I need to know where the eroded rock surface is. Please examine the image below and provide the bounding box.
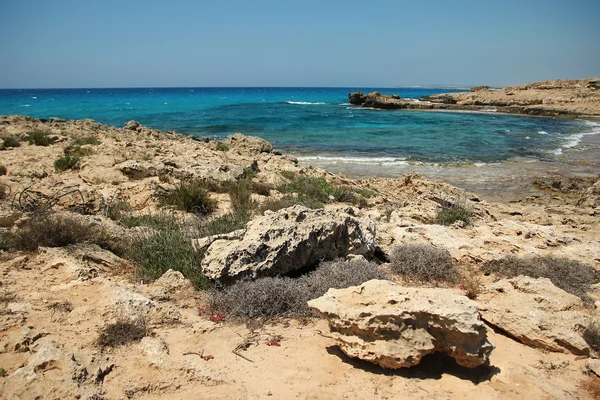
[308,279,494,369]
[200,205,376,281]
[478,276,596,355]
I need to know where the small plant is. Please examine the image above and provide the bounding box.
[243,166,258,180]
[72,136,101,146]
[389,243,457,283]
[1,136,20,148]
[129,228,210,289]
[119,213,178,230]
[256,196,302,214]
[105,201,133,221]
[583,321,600,353]
[280,171,296,180]
[0,165,7,176]
[8,213,97,251]
[96,318,147,348]
[354,188,377,198]
[205,212,251,236]
[64,144,94,157]
[484,255,600,301]
[435,198,472,226]
[26,130,53,146]
[215,142,229,151]
[460,270,483,299]
[278,177,367,208]
[161,180,217,215]
[54,156,80,171]
[0,368,7,377]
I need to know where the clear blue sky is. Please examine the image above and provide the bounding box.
[1,0,599,88]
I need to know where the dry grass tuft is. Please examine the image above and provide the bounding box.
[96,318,148,348]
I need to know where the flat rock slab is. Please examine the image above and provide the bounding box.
[478,276,595,355]
[201,205,376,281]
[308,279,494,369]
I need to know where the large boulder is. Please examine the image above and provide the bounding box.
[477,276,596,355]
[308,279,494,369]
[200,205,376,281]
[348,92,367,105]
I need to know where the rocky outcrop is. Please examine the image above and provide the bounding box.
[349,78,600,117]
[478,276,596,355]
[308,279,494,369]
[200,205,376,281]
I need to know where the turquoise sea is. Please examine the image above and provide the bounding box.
[1,87,599,183]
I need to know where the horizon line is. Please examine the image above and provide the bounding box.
[0,84,480,91]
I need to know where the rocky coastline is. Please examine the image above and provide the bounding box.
[1,115,600,398]
[349,77,600,118]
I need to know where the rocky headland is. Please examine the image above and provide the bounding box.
[1,115,600,399]
[349,78,600,117]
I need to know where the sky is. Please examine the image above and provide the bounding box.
[1,0,599,88]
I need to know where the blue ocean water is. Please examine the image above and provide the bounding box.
[1,87,598,167]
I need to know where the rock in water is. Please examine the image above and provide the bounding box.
[308,279,494,369]
[200,205,376,281]
[478,276,596,355]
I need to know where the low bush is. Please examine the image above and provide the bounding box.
[1,136,20,148]
[208,258,387,319]
[389,244,457,283]
[205,212,251,236]
[583,321,600,352]
[278,177,368,209]
[256,196,303,214]
[435,200,472,226]
[72,136,101,146]
[215,142,229,151]
[26,130,53,146]
[96,318,147,348]
[161,180,217,215]
[0,165,7,176]
[119,212,178,230]
[483,255,600,301]
[129,228,210,289]
[280,171,296,180]
[9,213,97,251]
[54,156,80,171]
[105,201,133,221]
[354,188,377,198]
[64,144,94,158]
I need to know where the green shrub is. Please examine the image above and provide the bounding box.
[96,318,147,349]
[119,212,178,230]
[483,255,600,301]
[278,177,367,208]
[1,136,20,148]
[243,166,257,179]
[9,213,97,251]
[64,144,94,157]
[26,130,53,146]
[205,212,251,236]
[0,165,6,176]
[436,201,472,226]
[54,156,80,171]
[130,228,210,289]
[280,171,296,180]
[389,244,457,283]
[105,201,133,221]
[256,196,303,214]
[208,258,387,319]
[251,181,272,196]
[353,188,377,198]
[216,142,229,151]
[72,136,101,146]
[161,180,217,215]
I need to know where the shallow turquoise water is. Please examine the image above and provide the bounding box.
[1,87,598,166]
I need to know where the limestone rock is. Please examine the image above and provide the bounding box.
[226,132,272,155]
[587,358,600,377]
[348,92,367,105]
[308,279,494,369]
[201,205,376,281]
[478,276,595,355]
[124,120,141,130]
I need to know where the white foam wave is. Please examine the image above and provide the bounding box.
[20,104,31,107]
[339,103,351,106]
[538,130,548,135]
[285,101,326,105]
[31,96,37,99]
[296,155,409,166]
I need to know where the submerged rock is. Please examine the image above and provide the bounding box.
[200,205,376,281]
[308,279,494,369]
